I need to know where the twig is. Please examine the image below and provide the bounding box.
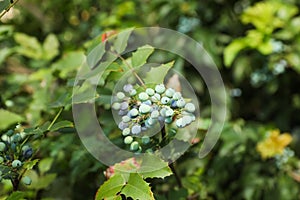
[47,107,64,131]
[169,162,182,188]
[0,0,20,19]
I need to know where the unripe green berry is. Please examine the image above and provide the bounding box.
[129,108,139,117]
[22,176,32,185]
[116,92,125,100]
[164,117,173,124]
[0,156,4,163]
[146,88,155,96]
[6,130,14,136]
[122,116,131,123]
[165,109,174,117]
[122,128,131,136]
[124,136,133,144]
[12,159,22,168]
[12,133,21,143]
[130,141,139,151]
[185,103,196,112]
[176,98,186,108]
[155,84,165,94]
[172,92,182,100]
[161,97,170,104]
[165,88,175,97]
[138,92,149,101]
[0,142,6,152]
[112,102,121,110]
[150,110,160,118]
[142,136,150,144]
[151,93,161,102]
[139,104,151,114]
[129,89,137,96]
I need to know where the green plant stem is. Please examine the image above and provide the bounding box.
[47,107,64,131]
[0,0,20,19]
[169,162,182,188]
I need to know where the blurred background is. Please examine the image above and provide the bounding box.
[1,0,300,199]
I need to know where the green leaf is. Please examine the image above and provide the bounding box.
[43,34,59,60]
[131,45,154,68]
[38,158,54,175]
[224,39,247,67]
[87,42,105,69]
[114,28,133,54]
[0,109,24,130]
[14,33,43,60]
[6,191,26,200]
[52,51,85,79]
[23,159,39,170]
[50,120,74,132]
[121,173,154,200]
[95,174,127,200]
[0,47,14,66]
[0,0,10,14]
[144,61,174,84]
[138,154,172,179]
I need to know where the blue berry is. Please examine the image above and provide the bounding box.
[131,124,142,134]
[160,108,167,117]
[138,92,149,101]
[0,142,6,152]
[123,84,133,92]
[185,103,196,112]
[165,88,175,97]
[150,110,160,118]
[122,128,131,136]
[129,108,139,117]
[130,141,139,151]
[172,92,182,100]
[120,102,129,110]
[143,100,152,106]
[142,136,150,144]
[146,88,155,96]
[170,100,177,108]
[116,92,125,100]
[176,98,186,108]
[139,104,151,114]
[155,84,165,94]
[12,159,22,168]
[118,110,128,116]
[118,122,128,130]
[161,97,170,104]
[22,176,32,185]
[129,89,137,96]
[112,102,121,110]
[124,136,133,144]
[6,130,14,136]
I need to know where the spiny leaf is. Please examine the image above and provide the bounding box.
[131,45,154,68]
[144,61,174,84]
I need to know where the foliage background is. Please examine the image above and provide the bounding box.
[0,0,300,199]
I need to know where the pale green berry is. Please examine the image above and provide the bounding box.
[122,116,131,123]
[138,92,149,101]
[165,88,175,97]
[112,102,121,110]
[0,142,6,152]
[147,117,157,125]
[12,160,22,168]
[164,117,173,124]
[151,93,161,102]
[124,136,133,144]
[142,136,150,144]
[22,176,32,185]
[172,92,182,100]
[176,98,186,108]
[129,89,137,96]
[122,128,131,136]
[130,141,139,151]
[150,110,160,118]
[155,84,165,94]
[139,104,151,114]
[185,103,196,112]
[160,108,167,117]
[182,115,192,125]
[176,118,185,128]
[165,109,174,117]
[0,156,4,163]
[129,108,139,117]
[146,88,155,96]
[161,97,170,104]
[116,92,125,100]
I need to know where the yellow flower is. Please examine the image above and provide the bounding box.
[256,129,292,159]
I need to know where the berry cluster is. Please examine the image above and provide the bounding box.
[112,83,196,152]
[0,127,33,185]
